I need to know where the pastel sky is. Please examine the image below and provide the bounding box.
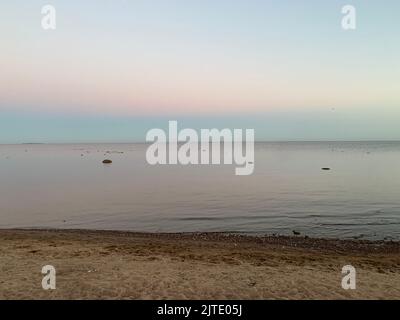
[1,0,399,142]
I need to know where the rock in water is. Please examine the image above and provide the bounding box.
[102,159,112,164]
[322,167,331,171]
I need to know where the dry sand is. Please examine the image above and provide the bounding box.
[0,229,399,300]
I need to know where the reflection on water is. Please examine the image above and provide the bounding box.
[0,142,399,240]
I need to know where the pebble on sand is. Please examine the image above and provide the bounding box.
[102,159,112,164]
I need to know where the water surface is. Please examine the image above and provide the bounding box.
[1,142,399,240]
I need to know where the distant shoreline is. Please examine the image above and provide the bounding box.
[1,140,400,146]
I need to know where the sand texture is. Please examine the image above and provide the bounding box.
[0,229,399,300]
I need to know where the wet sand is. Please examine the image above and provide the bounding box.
[0,229,399,300]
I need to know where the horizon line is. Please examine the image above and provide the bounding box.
[1,140,400,145]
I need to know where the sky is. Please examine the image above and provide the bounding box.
[0,0,399,143]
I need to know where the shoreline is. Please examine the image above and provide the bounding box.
[0,229,399,299]
[3,228,400,253]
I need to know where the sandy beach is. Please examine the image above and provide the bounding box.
[0,229,399,300]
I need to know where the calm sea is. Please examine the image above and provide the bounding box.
[1,142,399,240]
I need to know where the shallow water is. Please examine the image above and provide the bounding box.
[0,142,399,240]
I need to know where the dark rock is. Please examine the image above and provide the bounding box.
[321,167,331,171]
[102,159,112,164]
